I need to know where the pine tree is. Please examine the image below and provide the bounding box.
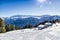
[24,24,33,29]
[11,25,16,30]
[0,18,6,33]
[5,24,11,31]
[15,26,20,30]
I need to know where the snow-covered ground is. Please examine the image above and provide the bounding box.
[0,23,60,40]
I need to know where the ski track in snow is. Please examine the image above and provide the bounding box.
[0,24,60,40]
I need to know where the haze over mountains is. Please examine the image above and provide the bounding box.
[2,15,60,27]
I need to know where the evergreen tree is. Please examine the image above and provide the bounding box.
[24,24,33,29]
[55,19,60,23]
[11,25,16,30]
[5,24,12,31]
[0,18,6,33]
[15,27,20,30]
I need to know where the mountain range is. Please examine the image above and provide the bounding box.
[3,15,60,27]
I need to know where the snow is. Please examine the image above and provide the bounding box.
[0,23,60,40]
[38,24,45,27]
[45,22,52,25]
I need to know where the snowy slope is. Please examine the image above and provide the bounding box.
[0,23,60,40]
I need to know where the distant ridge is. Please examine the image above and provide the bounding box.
[2,15,60,27]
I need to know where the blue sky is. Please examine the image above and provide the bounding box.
[0,0,60,17]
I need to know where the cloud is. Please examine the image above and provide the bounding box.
[37,0,47,4]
